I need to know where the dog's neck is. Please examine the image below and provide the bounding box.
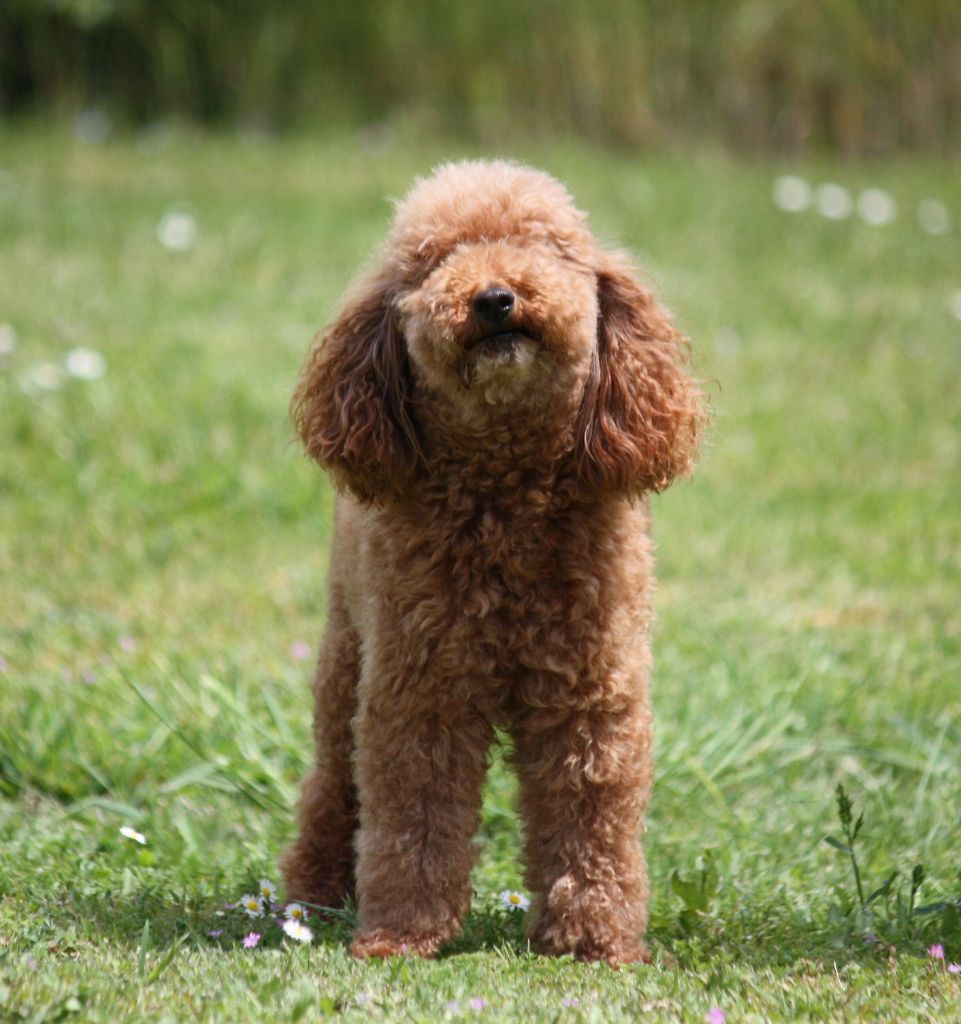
[410,387,584,510]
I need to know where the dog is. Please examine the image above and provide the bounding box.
[281,160,705,964]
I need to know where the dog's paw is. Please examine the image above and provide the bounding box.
[530,919,652,967]
[572,938,652,967]
[350,930,442,959]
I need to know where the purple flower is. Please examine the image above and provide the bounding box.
[948,963,961,974]
[468,998,488,1011]
[707,1010,725,1024]
[290,640,312,660]
[118,635,137,653]
[242,931,261,948]
[207,929,223,938]
[929,944,945,960]
[561,997,579,1007]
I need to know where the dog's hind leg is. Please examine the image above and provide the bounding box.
[281,586,360,911]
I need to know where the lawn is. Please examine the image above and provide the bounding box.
[1,124,959,1022]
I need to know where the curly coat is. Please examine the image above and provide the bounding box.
[281,160,705,965]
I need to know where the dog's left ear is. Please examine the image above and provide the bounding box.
[574,253,706,496]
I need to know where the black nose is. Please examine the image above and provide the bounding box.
[472,286,515,326]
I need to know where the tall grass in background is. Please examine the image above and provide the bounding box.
[2,0,960,153]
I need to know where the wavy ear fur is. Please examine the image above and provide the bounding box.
[291,269,421,502]
[575,254,706,495]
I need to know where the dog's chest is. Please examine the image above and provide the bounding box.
[382,493,649,665]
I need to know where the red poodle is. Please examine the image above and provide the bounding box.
[282,160,705,965]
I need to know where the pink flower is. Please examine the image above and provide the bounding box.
[242,931,261,948]
[468,998,488,1011]
[929,944,945,960]
[948,963,961,974]
[290,640,312,660]
[707,1010,725,1024]
[207,929,223,938]
[118,635,137,653]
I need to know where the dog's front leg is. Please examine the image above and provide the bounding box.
[349,653,493,959]
[509,695,654,966]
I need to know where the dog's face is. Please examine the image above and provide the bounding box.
[388,164,599,410]
[293,160,705,501]
[397,237,598,407]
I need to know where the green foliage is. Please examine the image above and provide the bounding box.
[1,125,960,1019]
[669,850,720,935]
[2,0,960,152]
[825,785,961,958]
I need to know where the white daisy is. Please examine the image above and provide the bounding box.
[950,290,961,322]
[499,890,530,912]
[0,323,16,357]
[772,175,811,213]
[856,188,897,226]
[156,210,197,252]
[119,826,147,845]
[258,878,277,903]
[239,893,266,917]
[284,902,308,922]
[282,918,313,943]
[21,361,64,393]
[918,199,950,235]
[65,347,107,380]
[815,183,853,220]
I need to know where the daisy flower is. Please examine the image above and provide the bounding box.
[284,902,308,922]
[239,894,266,917]
[0,323,16,357]
[22,362,64,393]
[258,878,277,902]
[499,890,530,912]
[290,640,312,660]
[65,347,107,380]
[815,183,853,220]
[119,826,147,845]
[772,175,811,213]
[283,918,313,943]
[157,210,197,252]
[242,931,261,948]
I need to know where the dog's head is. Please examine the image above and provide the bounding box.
[293,160,705,501]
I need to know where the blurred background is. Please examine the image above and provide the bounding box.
[2,4,961,1012]
[3,0,960,154]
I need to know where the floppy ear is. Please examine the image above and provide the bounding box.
[291,268,422,502]
[574,254,706,495]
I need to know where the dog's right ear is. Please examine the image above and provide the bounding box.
[291,268,421,502]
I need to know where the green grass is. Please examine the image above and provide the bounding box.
[1,123,960,1022]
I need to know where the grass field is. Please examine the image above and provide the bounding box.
[1,124,960,1022]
